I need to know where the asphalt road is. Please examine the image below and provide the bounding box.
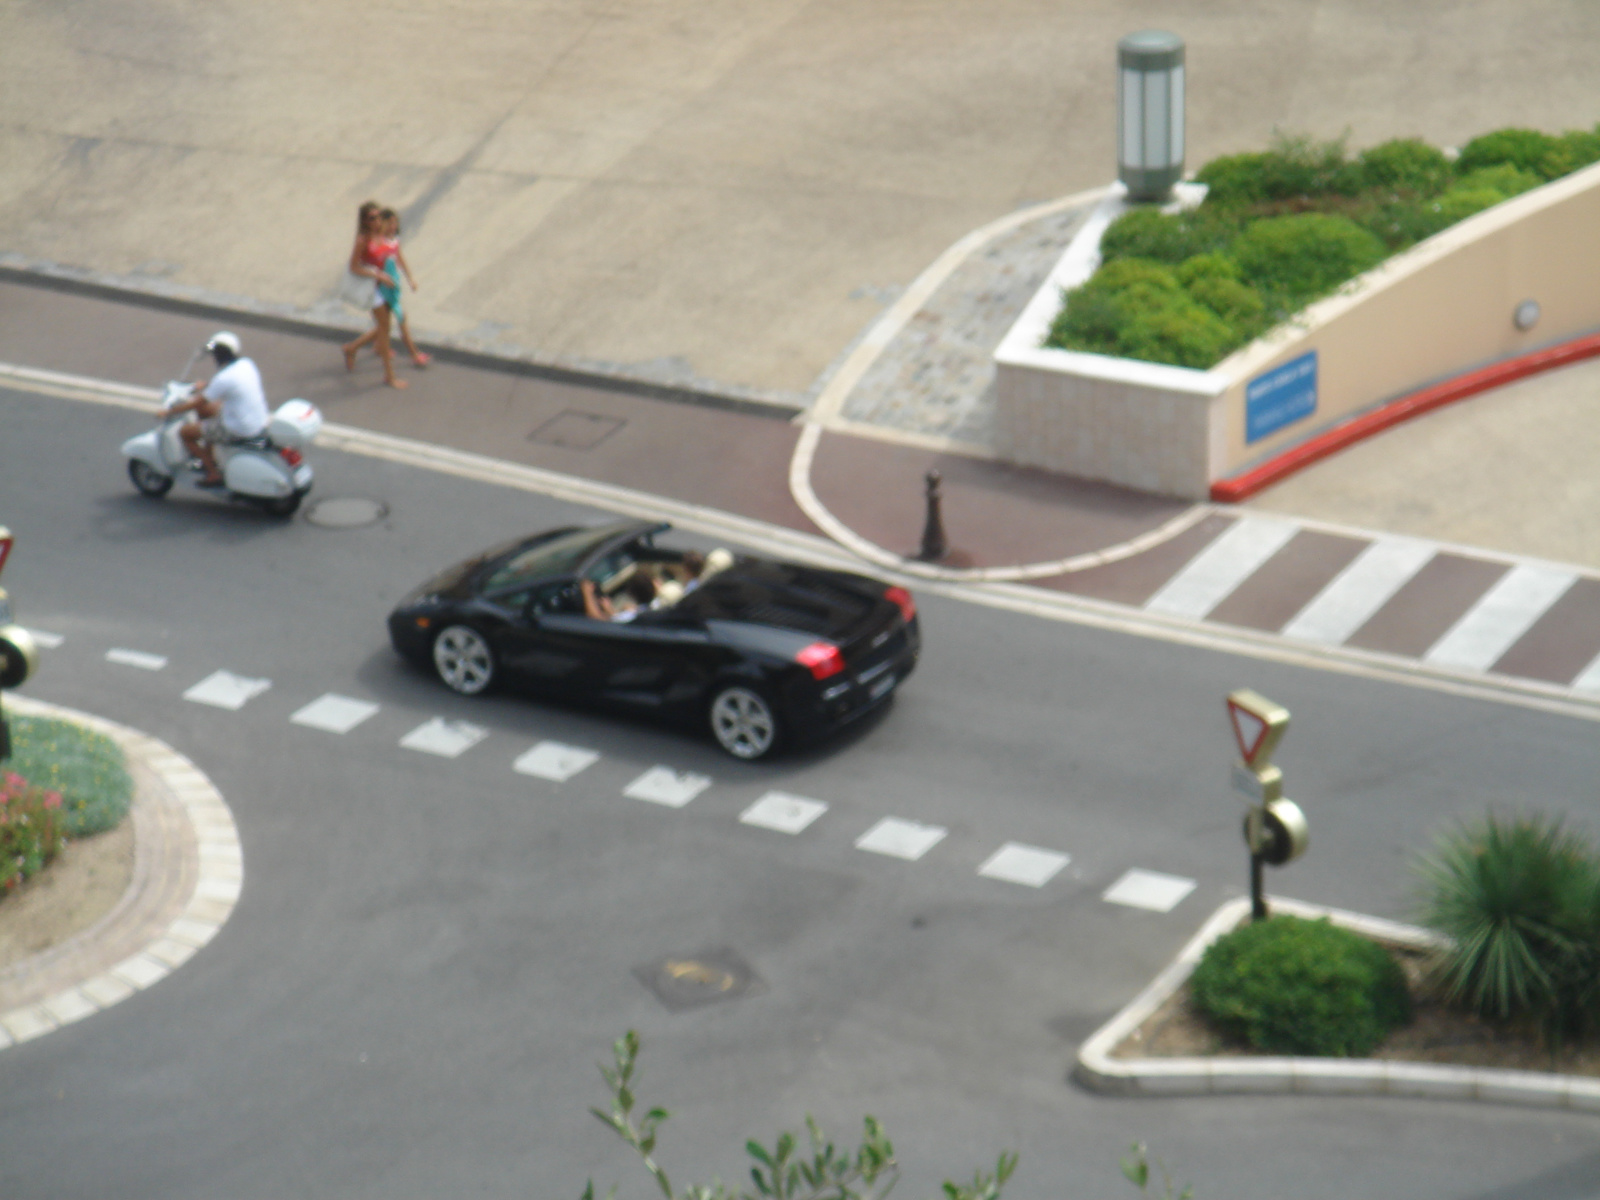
[2,386,1599,1199]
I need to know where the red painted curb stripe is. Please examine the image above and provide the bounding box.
[1210,331,1600,503]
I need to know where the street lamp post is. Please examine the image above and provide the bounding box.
[1117,30,1186,203]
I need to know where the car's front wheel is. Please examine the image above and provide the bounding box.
[433,625,495,695]
[709,683,781,760]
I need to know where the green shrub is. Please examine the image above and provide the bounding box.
[1196,133,1362,206]
[6,715,133,837]
[1455,163,1543,198]
[1358,137,1452,195]
[1417,814,1600,1043]
[1230,212,1387,306]
[1547,127,1600,178]
[0,772,65,894]
[1047,258,1246,368]
[1191,916,1412,1056]
[1099,207,1236,266]
[1434,186,1510,225]
[1455,127,1559,179]
[1117,302,1238,370]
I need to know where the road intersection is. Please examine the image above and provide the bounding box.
[3,345,1600,1197]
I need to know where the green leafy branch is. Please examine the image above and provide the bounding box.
[582,1031,1018,1200]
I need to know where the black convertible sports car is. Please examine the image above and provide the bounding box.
[387,520,920,759]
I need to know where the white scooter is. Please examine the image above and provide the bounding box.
[121,346,324,517]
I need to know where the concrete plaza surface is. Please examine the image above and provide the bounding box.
[6,0,1600,405]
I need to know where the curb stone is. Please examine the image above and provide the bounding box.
[0,696,241,1048]
[1076,896,1600,1112]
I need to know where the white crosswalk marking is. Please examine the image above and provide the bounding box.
[184,670,271,710]
[624,767,711,808]
[291,694,380,734]
[1280,537,1436,645]
[740,791,828,834]
[1143,516,1299,620]
[1103,868,1195,912]
[1424,564,1577,673]
[855,817,947,861]
[977,842,1069,887]
[514,741,599,782]
[106,648,168,671]
[400,718,487,758]
[1570,649,1600,694]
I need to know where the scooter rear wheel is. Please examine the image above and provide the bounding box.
[264,492,302,517]
[128,459,174,498]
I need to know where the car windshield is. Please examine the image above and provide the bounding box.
[481,526,630,592]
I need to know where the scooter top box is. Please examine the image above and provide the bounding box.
[269,399,323,448]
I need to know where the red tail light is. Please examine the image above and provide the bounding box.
[796,641,846,681]
[884,586,916,622]
[279,447,303,467]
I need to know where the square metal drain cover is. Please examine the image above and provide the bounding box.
[633,947,766,1012]
[529,410,625,450]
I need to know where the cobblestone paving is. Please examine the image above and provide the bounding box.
[839,201,1095,448]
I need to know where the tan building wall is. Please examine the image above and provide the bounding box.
[992,159,1600,499]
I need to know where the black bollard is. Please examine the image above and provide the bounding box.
[917,469,948,562]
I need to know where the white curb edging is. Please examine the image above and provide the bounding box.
[1076,896,1600,1112]
[0,696,242,1049]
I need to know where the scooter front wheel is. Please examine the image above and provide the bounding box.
[128,459,174,498]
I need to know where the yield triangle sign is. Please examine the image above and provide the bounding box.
[1226,688,1289,768]
[1228,702,1267,763]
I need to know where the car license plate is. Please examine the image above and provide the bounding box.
[868,672,896,701]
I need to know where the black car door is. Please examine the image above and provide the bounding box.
[533,609,713,709]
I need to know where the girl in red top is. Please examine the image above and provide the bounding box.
[340,201,414,388]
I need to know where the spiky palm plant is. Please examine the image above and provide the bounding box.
[1417,814,1600,1044]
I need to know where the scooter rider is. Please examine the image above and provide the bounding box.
[169,332,270,487]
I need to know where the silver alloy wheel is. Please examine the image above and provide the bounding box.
[709,685,777,760]
[433,625,495,695]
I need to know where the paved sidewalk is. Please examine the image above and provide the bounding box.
[6,1,1600,404]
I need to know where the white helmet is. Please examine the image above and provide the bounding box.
[205,331,242,356]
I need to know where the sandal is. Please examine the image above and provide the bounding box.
[412,352,432,368]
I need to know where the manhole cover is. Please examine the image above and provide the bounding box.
[633,947,765,1012]
[305,497,388,528]
[529,410,625,450]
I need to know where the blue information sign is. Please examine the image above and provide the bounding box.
[1246,351,1317,443]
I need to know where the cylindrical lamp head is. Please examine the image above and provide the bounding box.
[1117,30,1186,203]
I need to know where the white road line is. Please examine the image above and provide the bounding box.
[624,767,711,808]
[183,670,271,710]
[105,648,168,671]
[1280,537,1436,645]
[1423,564,1577,673]
[513,741,599,782]
[740,791,828,834]
[977,842,1069,887]
[855,817,947,861]
[23,629,63,648]
[1102,868,1195,912]
[400,718,487,758]
[1143,516,1299,620]
[290,694,380,734]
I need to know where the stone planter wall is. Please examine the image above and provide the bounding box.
[993,159,1600,500]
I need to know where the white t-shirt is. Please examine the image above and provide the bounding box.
[203,358,269,437]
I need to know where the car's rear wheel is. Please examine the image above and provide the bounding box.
[128,459,173,498]
[709,684,781,760]
[433,625,495,695]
